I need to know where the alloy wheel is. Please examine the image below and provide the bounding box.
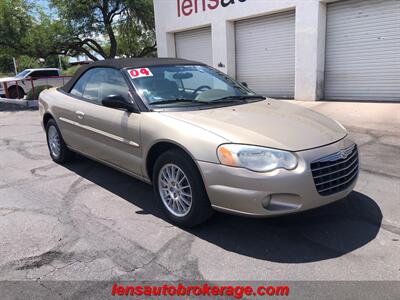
[158,163,193,217]
[48,125,61,158]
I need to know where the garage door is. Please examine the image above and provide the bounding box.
[235,11,295,98]
[325,0,400,101]
[175,27,213,66]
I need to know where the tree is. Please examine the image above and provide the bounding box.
[0,0,157,74]
[0,1,68,73]
[116,13,156,58]
[0,0,33,57]
[23,10,73,59]
[50,0,156,60]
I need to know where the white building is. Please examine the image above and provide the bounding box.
[154,0,400,101]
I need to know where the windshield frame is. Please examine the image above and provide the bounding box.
[123,64,264,111]
[15,70,31,78]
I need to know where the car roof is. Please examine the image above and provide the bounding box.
[61,57,205,92]
[84,57,204,69]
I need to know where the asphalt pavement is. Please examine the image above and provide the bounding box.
[0,100,399,297]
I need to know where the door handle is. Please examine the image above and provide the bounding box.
[75,111,85,120]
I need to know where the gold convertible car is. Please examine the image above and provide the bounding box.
[39,58,358,227]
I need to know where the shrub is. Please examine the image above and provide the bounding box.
[26,85,52,100]
[61,65,80,76]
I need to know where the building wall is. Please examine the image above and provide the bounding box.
[153,0,331,101]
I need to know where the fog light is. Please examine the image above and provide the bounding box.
[263,194,302,211]
[261,195,271,209]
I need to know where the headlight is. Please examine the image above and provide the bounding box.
[217,144,297,172]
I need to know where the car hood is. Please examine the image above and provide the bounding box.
[161,99,347,151]
[0,77,19,83]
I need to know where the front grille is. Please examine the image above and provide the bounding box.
[311,144,358,196]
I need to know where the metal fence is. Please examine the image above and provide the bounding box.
[0,76,72,100]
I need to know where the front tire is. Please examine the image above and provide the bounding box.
[153,149,213,227]
[46,119,74,163]
[8,86,24,99]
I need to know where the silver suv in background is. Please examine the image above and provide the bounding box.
[0,68,66,99]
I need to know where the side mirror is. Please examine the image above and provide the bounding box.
[241,82,248,88]
[102,95,137,112]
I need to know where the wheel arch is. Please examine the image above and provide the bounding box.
[145,140,205,184]
[43,112,55,128]
[7,85,25,94]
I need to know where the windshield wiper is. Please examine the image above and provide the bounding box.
[150,98,207,105]
[208,95,265,103]
[150,95,265,106]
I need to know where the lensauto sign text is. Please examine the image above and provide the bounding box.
[177,0,247,17]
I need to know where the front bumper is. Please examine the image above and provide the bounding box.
[197,137,358,217]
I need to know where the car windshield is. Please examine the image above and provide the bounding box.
[15,70,31,78]
[126,65,261,108]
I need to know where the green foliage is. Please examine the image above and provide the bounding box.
[0,55,67,75]
[26,85,52,100]
[0,0,33,56]
[0,55,15,74]
[17,55,41,70]
[0,72,13,77]
[0,1,67,74]
[23,11,73,59]
[50,0,157,59]
[61,65,80,76]
[0,0,157,74]
[116,11,156,58]
[43,55,69,70]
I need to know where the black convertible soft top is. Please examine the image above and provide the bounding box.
[61,57,204,92]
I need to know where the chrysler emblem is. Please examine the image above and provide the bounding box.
[340,150,348,159]
[313,144,356,163]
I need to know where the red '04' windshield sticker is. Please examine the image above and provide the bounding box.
[128,68,153,79]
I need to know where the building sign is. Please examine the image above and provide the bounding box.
[177,0,247,17]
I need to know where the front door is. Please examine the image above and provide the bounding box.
[66,67,142,176]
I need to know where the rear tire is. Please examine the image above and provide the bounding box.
[8,86,24,99]
[153,149,213,227]
[46,119,74,163]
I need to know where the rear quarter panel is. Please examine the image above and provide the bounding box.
[39,88,78,147]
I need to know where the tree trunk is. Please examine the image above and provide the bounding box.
[105,21,117,58]
[101,1,117,59]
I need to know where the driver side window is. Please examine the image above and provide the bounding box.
[70,68,130,105]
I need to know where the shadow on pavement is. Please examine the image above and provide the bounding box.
[191,191,382,263]
[65,155,382,264]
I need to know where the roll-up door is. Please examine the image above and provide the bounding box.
[235,10,295,98]
[175,27,213,66]
[325,0,400,101]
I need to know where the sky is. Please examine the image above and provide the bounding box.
[35,0,51,12]
[32,0,57,17]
